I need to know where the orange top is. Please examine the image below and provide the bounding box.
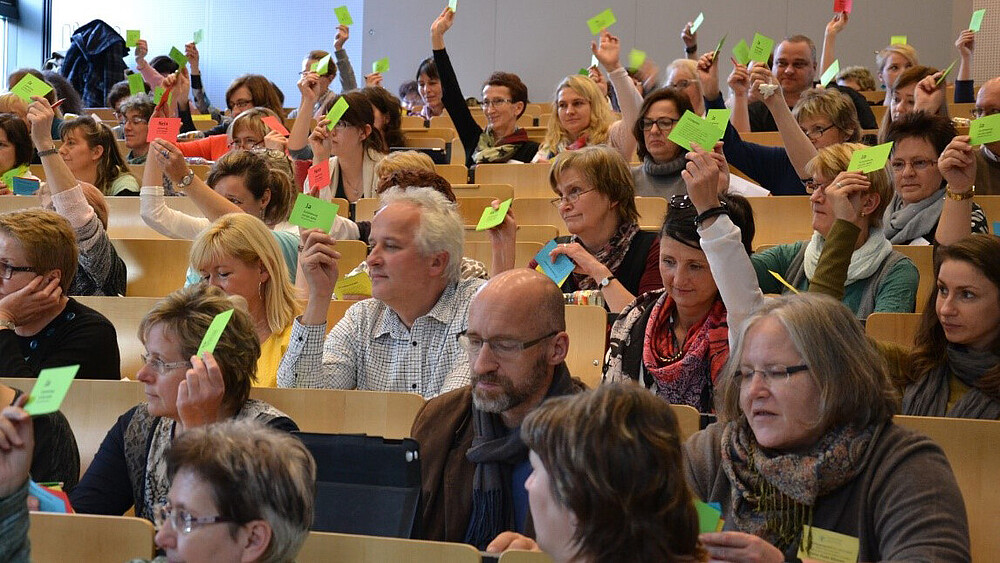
[178,134,229,161]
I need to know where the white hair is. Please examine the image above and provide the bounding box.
[380,186,464,283]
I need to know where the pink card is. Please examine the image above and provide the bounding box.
[834,0,852,13]
[308,160,331,190]
[261,116,290,136]
[146,117,182,142]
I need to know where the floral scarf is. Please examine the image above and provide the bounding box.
[643,293,729,409]
[472,128,529,164]
[570,220,639,290]
[721,419,878,551]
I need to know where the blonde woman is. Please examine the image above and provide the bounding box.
[533,30,641,163]
[190,213,302,387]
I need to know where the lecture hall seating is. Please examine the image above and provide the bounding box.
[28,512,155,563]
[297,531,480,563]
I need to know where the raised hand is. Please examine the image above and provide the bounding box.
[682,143,723,213]
[681,22,697,54]
[728,61,750,99]
[184,42,201,74]
[825,12,849,37]
[938,135,976,192]
[300,229,341,300]
[592,30,622,72]
[334,24,350,51]
[824,171,872,223]
[26,95,55,149]
[135,38,149,62]
[177,352,226,429]
[697,52,721,99]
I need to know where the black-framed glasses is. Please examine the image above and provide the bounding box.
[641,117,680,132]
[801,124,837,140]
[0,262,34,280]
[801,178,830,195]
[457,330,559,358]
[550,188,596,208]
[153,502,235,535]
[734,364,809,385]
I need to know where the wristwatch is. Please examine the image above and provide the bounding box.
[598,274,616,288]
[945,185,974,201]
[177,170,195,189]
[0,318,14,331]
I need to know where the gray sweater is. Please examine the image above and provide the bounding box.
[630,156,687,198]
[684,421,970,562]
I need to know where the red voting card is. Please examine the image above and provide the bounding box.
[146,117,182,142]
[308,160,331,190]
[834,0,853,13]
[261,116,290,136]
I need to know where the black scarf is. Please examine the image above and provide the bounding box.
[463,363,579,549]
[902,344,1000,419]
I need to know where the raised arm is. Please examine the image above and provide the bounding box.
[151,138,242,222]
[808,172,872,299]
[727,62,752,132]
[597,31,640,160]
[133,39,164,89]
[934,135,977,245]
[681,21,698,60]
[139,145,209,239]
[820,12,848,73]
[431,7,483,165]
[288,73,322,154]
[333,25,358,92]
[26,96,76,192]
[750,64,817,178]
[954,30,975,102]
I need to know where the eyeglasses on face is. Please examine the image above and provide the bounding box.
[0,261,34,280]
[480,98,513,109]
[227,138,264,150]
[549,187,596,208]
[734,364,809,385]
[153,502,234,535]
[801,178,830,195]
[641,117,680,132]
[457,331,559,358]
[801,124,837,140]
[971,107,999,119]
[889,159,935,173]
[140,353,192,376]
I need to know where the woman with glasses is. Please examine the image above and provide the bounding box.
[881,111,987,245]
[630,88,694,198]
[0,206,120,380]
[118,94,155,164]
[495,145,661,313]
[533,30,641,163]
[685,293,969,561]
[150,420,315,563]
[704,50,859,195]
[429,7,538,168]
[605,174,755,412]
[664,58,706,116]
[302,91,388,209]
[69,284,297,519]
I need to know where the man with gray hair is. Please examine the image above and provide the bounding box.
[278,187,482,398]
[411,268,585,550]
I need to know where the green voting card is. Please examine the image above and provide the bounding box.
[153,86,164,105]
[24,365,79,416]
[847,142,893,173]
[11,74,53,103]
[690,12,705,33]
[797,525,859,563]
[890,35,907,45]
[587,8,616,35]
[695,500,723,534]
[197,309,234,357]
[448,0,458,12]
[1,164,29,191]
[169,46,187,67]
[749,33,774,63]
[970,113,1000,145]
[705,108,731,132]
[667,110,724,152]
[970,9,986,32]
[628,49,646,70]
[126,30,140,48]
[820,59,840,87]
[476,198,513,231]
[732,39,750,66]
[289,193,340,231]
[334,271,372,299]
[335,5,353,25]
[372,57,390,74]
[325,96,350,130]
[314,54,332,76]
[711,33,727,64]
[936,59,957,86]
[193,29,204,44]
[128,73,145,96]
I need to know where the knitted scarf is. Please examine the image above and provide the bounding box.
[902,344,1000,419]
[802,227,892,285]
[464,364,578,549]
[642,293,729,410]
[721,419,877,551]
[881,188,946,244]
[570,221,640,290]
[472,128,529,164]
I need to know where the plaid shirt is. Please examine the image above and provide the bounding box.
[277,278,485,398]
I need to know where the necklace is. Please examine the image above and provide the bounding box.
[654,313,685,364]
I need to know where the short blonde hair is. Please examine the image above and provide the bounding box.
[189,214,300,334]
[549,145,639,225]
[373,150,436,184]
[0,94,27,121]
[0,209,77,293]
[540,74,615,156]
[792,88,861,142]
[138,284,260,413]
[805,142,892,226]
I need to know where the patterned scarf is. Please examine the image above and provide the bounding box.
[464,364,578,549]
[570,221,640,290]
[642,293,729,410]
[721,419,878,551]
[540,134,589,162]
[472,128,529,164]
[902,344,1000,419]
